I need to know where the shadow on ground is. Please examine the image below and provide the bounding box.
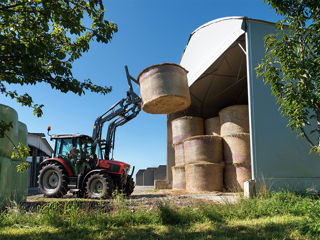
[0,220,302,240]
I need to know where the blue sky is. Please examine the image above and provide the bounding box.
[1,0,281,173]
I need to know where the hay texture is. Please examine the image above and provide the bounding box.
[223,133,251,165]
[224,164,252,191]
[172,166,186,190]
[183,135,223,164]
[138,63,190,114]
[205,116,220,136]
[173,141,185,167]
[185,162,224,192]
[171,116,204,144]
[219,105,249,136]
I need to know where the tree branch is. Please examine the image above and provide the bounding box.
[300,127,315,148]
[0,3,24,11]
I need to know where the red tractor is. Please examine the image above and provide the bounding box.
[38,66,141,198]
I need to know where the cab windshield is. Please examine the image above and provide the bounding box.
[54,137,95,159]
[54,138,80,158]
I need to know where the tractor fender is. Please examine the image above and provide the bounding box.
[41,158,74,177]
[81,169,110,189]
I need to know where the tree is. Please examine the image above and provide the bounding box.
[0,0,117,169]
[257,0,320,152]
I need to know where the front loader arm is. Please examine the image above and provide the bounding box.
[92,66,141,159]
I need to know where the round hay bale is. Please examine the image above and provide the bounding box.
[219,105,249,136]
[172,166,186,190]
[138,63,190,114]
[185,162,224,192]
[205,117,220,136]
[223,133,251,165]
[224,164,252,192]
[171,116,204,144]
[183,135,223,164]
[173,141,185,167]
[0,104,18,158]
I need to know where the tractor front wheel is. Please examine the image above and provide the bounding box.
[123,176,135,196]
[85,173,114,199]
[38,163,68,198]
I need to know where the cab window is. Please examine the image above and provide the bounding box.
[95,144,102,159]
[55,138,80,158]
[81,139,93,156]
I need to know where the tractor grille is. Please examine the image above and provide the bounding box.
[108,163,121,173]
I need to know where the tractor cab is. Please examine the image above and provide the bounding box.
[50,134,98,176]
[52,134,97,162]
[50,134,130,175]
[38,133,134,199]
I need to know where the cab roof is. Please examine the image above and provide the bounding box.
[50,134,92,140]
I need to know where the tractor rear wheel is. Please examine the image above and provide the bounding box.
[38,163,68,198]
[85,173,114,199]
[123,176,135,196]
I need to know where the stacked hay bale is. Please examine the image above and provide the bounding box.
[220,105,251,191]
[205,116,220,136]
[171,116,203,189]
[181,116,224,192]
[138,63,191,189]
[184,135,224,192]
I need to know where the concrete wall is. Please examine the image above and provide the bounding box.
[136,169,145,186]
[154,165,167,181]
[136,165,168,186]
[143,168,156,186]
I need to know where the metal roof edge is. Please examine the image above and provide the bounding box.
[192,17,277,35]
[245,17,277,26]
[28,132,45,137]
[28,138,53,155]
[191,16,247,35]
[180,16,247,64]
[180,16,279,65]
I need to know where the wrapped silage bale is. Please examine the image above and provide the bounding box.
[0,104,18,158]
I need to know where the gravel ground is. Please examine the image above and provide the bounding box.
[24,186,240,211]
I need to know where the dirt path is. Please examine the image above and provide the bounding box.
[25,186,240,210]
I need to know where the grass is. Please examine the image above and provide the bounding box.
[1,192,320,239]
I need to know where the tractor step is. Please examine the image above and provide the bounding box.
[68,177,78,189]
[70,189,80,193]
